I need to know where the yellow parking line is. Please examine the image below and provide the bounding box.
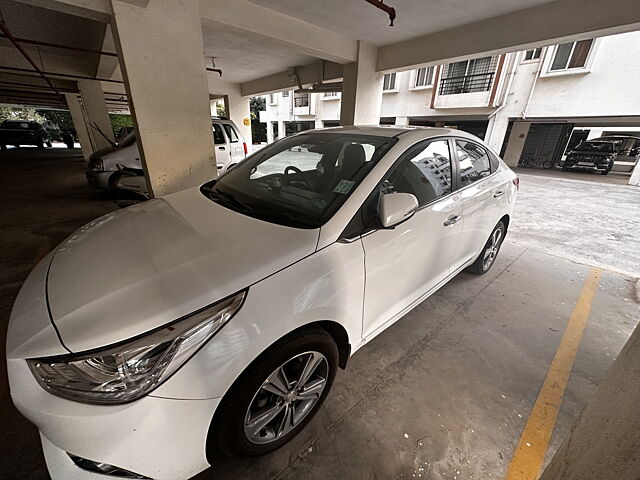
[504,267,602,480]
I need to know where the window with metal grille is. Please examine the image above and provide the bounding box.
[383,73,397,91]
[438,56,499,95]
[414,66,434,87]
[550,40,593,71]
[523,48,543,61]
[294,94,309,107]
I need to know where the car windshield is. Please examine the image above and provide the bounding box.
[575,141,614,153]
[201,132,397,228]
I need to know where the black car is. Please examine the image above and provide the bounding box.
[0,120,51,149]
[563,140,616,175]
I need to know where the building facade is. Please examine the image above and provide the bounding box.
[260,30,640,173]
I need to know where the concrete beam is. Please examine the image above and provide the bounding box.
[340,41,383,126]
[377,0,640,72]
[14,0,111,22]
[241,61,343,97]
[198,0,357,64]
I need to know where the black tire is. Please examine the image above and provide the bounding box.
[466,221,506,275]
[46,141,52,148]
[0,144,6,150]
[208,326,339,459]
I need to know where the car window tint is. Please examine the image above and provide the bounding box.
[223,124,239,143]
[213,124,225,144]
[381,139,452,207]
[456,140,491,187]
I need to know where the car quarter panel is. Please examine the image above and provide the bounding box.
[151,238,366,400]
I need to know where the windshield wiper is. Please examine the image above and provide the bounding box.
[203,186,253,212]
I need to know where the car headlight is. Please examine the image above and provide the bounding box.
[88,158,104,171]
[27,291,246,405]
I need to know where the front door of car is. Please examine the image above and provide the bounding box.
[213,123,231,172]
[451,139,507,272]
[361,138,463,340]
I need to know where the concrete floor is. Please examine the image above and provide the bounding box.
[1,149,638,479]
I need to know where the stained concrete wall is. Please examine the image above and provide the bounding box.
[539,323,640,480]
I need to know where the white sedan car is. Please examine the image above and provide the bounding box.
[7,126,518,479]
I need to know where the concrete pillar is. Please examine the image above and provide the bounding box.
[314,118,323,129]
[629,162,640,186]
[277,120,285,140]
[485,113,510,153]
[110,0,216,197]
[222,92,252,154]
[65,93,94,162]
[502,121,531,167]
[77,80,115,151]
[340,41,383,126]
[539,324,640,480]
[266,121,274,143]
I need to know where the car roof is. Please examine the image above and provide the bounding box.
[298,125,481,141]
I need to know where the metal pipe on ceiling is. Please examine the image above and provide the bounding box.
[0,22,65,101]
[363,0,396,26]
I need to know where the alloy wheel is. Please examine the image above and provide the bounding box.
[483,227,503,271]
[243,351,328,444]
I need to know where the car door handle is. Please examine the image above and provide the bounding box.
[493,190,504,198]
[218,146,225,150]
[444,215,461,226]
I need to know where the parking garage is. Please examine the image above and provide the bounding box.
[2,1,640,480]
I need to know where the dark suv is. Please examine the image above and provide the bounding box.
[0,120,51,149]
[563,140,616,175]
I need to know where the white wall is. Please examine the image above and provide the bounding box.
[527,31,640,118]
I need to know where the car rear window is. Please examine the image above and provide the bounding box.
[223,124,239,143]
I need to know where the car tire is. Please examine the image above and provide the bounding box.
[466,221,506,275]
[0,144,5,150]
[46,141,52,148]
[208,326,339,459]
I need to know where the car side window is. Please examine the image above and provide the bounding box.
[213,124,225,145]
[223,124,239,143]
[381,139,453,207]
[456,140,491,187]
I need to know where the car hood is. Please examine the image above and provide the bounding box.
[46,186,319,352]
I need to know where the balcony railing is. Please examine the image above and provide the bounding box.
[438,72,496,95]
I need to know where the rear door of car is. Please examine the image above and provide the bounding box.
[213,122,231,172]
[221,121,246,164]
[451,138,507,272]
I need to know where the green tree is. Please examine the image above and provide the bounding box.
[250,96,267,143]
[109,114,134,139]
[0,106,46,124]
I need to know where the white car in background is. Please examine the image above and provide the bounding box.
[85,117,247,195]
[7,126,518,480]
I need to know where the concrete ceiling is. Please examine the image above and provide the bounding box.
[201,23,317,83]
[246,0,557,46]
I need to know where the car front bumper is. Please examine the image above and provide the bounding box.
[8,358,219,480]
[563,162,610,172]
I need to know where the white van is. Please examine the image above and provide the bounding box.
[86,118,247,192]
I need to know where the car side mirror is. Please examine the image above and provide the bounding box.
[378,193,419,228]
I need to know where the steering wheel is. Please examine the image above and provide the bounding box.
[284,165,313,190]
